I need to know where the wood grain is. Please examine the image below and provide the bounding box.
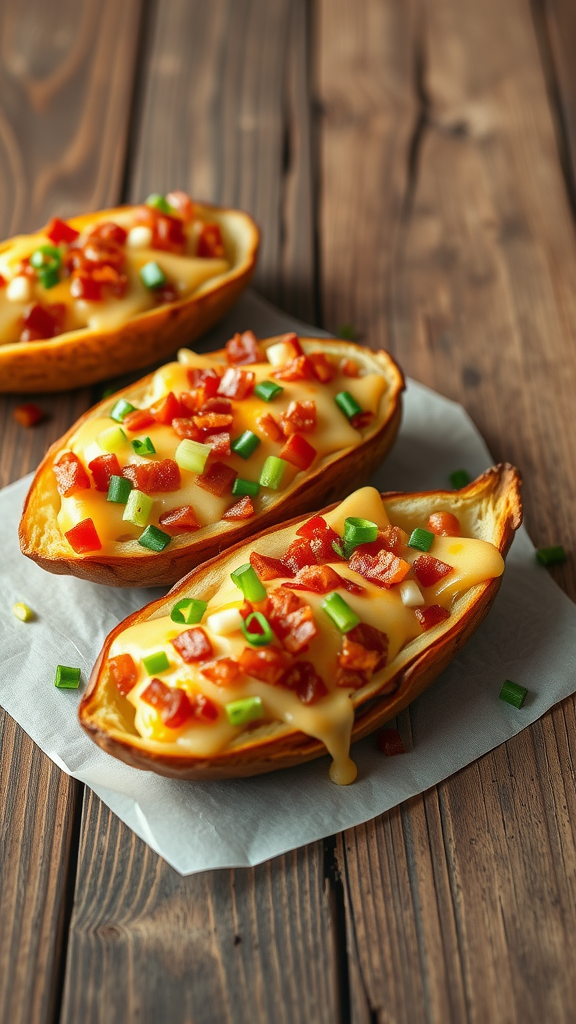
[539,0,576,203]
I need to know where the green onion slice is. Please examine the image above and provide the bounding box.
[97,425,128,452]
[344,517,378,551]
[39,266,60,289]
[335,391,362,420]
[241,612,274,647]
[230,563,267,602]
[145,193,175,215]
[225,696,264,727]
[536,545,567,567]
[232,477,260,498]
[138,525,172,552]
[450,469,471,489]
[170,598,207,625]
[54,665,81,689]
[175,438,211,474]
[499,679,528,709]
[30,244,62,272]
[321,592,360,633]
[107,475,133,504]
[110,399,137,423]
[260,456,286,490]
[408,527,434,552]
[142,651,170,675]
[231,430,261,460]
[131,436,156,457]
[140,261,167,290]
[123,489,153,527]
[254,380,284,402]
[13,602,34,622]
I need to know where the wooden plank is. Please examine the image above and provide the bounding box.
[0,2,142,1021]
[61,3,340,1022]
[538,0,576,201]
[318,0,576,1020]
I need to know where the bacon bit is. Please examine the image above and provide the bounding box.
[135,205,186,253]
[197,222,226,258]
[108,653,138,697]
[415,605,450,630]
[166,190,194,223]
[70,274,102,301]
[192,692,219,722]
[141,678,193,729]
[179,390,205,415]
[0,274,5,287]
[217,367,255,400]
[267,587,301,621]
[275,332,303,359]
[171,627,213,663]
[283,564,348,594]
[171,417,204,441]
[296,515,343,560]
[338,637,380,674]
[279,434,317,471]
[46,217,80,245]
[346,623,389,671]
[239,646,290,684]
[412,555,453,588]
[309,351,336,382]
[280,400,317,436]
[200,396,232,414]
[122,458,181,494]
[278,661,327,704]
[256,412,283,442]
[353,527,408,560]
[200,658,241,687]
[53,452,90,496]
[20,302,65,342]
[273,355,314,381]
[123,408,155,432]
[341,358,360,377]
[186,366,223,392]
[281,537,317,575]
[427,512,461,537]
[196,461,237,496]
[223,496,254,520]
[88,453,121,492]
[150,391,183,424]
[336,667,370,689]
[192,412,233,433]
[205,431,231,456]
[250,551,293,580]
[350,410,374,430]
[281,606,318,654]
[89,221,128,246]
[377,728,405,756]
[159,505,201,532]
[154,283,180,305]
[64,517,101,553]
[225,330,261,365]
[348,548,410,589]
[13,403,44,427]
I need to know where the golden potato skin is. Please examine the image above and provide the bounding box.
[78,464,522,780]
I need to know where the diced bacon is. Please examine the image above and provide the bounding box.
[192,412,233,433]
[150,391,183,424]
[88,453,121,492]
[272,333,303,359]
[21,302,65,342]
[256,412,283,442]
[197,222,225,258]
[377,728,405,756]
[53,452,90,496]
[281,537,317,575]
[338,637,380,674]
[348,548,410,589]
[165,190,194,223]
[64,517,101,553]
[122,458,181,494]
[171,417,204,441]
[335,667,370,690]
[200,658,241,687]
[341,358,360,377]
[279,434,317,471]
[427,512,461,537]
[350,410,374,430]
[412,555,453,588]
[217,367,255,399]
[353,526,408,560]
[283,564,348,594]
[108,653,138,697]
[273,355,314,381]
[46,217,80,245]
[309,351,336,382]
[296,515,343,561]
[0,274,5,287]
[13,403,44,427]
[196,461,237,496]
[205,431,231,456]
[159,505,200,532]
[140,678,192,729]
[154,283,180,305]
[123,408,155,432]
[135,206,186,253]
[200,396,231,414]
[278,661,328,704]
[281,605,318,654]
[179,390,205,415]
[250,551,293,580]
[239,646,290,684]
[70,274,102,301]
[191,693,219,722]
[89,221,128,246]
[225,330,261,365]
[223,496,254,519]
[186,366,223,392]
[267,587,302,621]
[346,623,388,671]
[415,605,450,630]
[280,400,317,436]
[171,627,213,663]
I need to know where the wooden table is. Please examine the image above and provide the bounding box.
[2,1,576,1021]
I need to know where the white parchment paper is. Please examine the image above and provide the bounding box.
[2,291,575,874]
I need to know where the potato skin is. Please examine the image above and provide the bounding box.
[19,337,405,587]
[0,202,259,393]
[78,464,523,780]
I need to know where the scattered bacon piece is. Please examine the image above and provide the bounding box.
[412,555,453,588]
[296,515,343,560]
[280,400,317,436]
[186,366,223,391]
[192,693,219,722]
[64,517,101,553]
[427,512,461,537]
[225,330,261,365]
[166,190,194,223]
[159,505,200,532]
[283,564,348,594]
[281,605,318,654]
[46,217,80,245]
[270,332,303,359]
[135,205,186,253]
[13,403,44,427]
[267,587,301,621]
[335,667,370,689]
[281,537,317,575]
[197,222,226,258]
[171,417,204,441]
[217,367,255,400]
[154,283,180,305]
[250,551,293,580]
[239,646,290,684]
[279,434,317,471]
[415,605,450,630]
[192,412,233,433]
[89,221,128,246]
[205,431,231,456]
[172,627,213,663]
[196,461,237,496]
[338,637,380,674]
[377,728,405,756]
[353,526,408,560]
[70,274,102,301]
[348,548,410,589]
[20,302,65,342]
[122,458,181,494]
[150,391,184,424]
[200,396,232,414]
[223,496,254,520]
[140,678,192,729]
[256,412,283,442]
[346,623,388,671]
[200,658,241,687]
[123,408,155,432]
[53,451,90,496]
[350,410,374,430]
[341,358,360,377]
[278,661,328,704]
[309,351,336,382]
[88,453,121,492]
[273,355,314,382]
[0,274,5,287]
[108,653,138,697]
[179,390,204,415]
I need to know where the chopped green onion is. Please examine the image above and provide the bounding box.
[230,563,267,602]
[145,192,175,215]
[231,430,261,460]
[30,244,62,271]
[140,261,167,290]
[106,475,133,504]
[225,696,264,727]
[170,598,207,625]
[408,527,434,552]
[332,539,346,558]
[335,391,362,421]
[54,665,81,689]
[241,612,274,647]
[110,398,137,423]
[13,602,34,622]
[536,545,566,567]
[337,324,358,341]
[123,489,153,527]
[344,517,378,551]
[499,679,528,709]
[138,525,172,552]
[39,266,60,289]
[131,436,156,457]
[321,592,360,633]
[260,456,286,490]
[232,477,260,498]
[101,386,116,399]
[142,651,170,675]
[254,380,284,402]
[175,438,211,474]
[97,425,129,452]
[450,469,471,489]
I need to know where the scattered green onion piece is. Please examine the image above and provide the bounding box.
[39,266,60,289]
[254,380,284,402]
[499,679,528,709]
[110,398,137,423]
[106,475,133,504]
[230,563,267,602]
[225,696,264,727]
[123,489,153,527]
[30,244,62,271]
[175,438,211,474]
[337,324,358,341]
[344,517,378,551]
[54,665,81,689]
[241,612,274,647]
[450,469,471,489]
[131,436,156,457]
[142,651,170,675]
[140,261,167,290]
[335,391,363,421]
[408,527,434,552]
[145,192,175,215]
[260,456,286,490]
[97,425,129,452]
[536,545,567,567]
[232,477,260,498]
[332,539,346,558]
[138,525,172,552]
[321,592,360,634]
[13,602,34,622]
[231,430,261,460]
[170,598,207,625]
[101,386,116,399]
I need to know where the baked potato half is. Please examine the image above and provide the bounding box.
[79,465,522,783]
